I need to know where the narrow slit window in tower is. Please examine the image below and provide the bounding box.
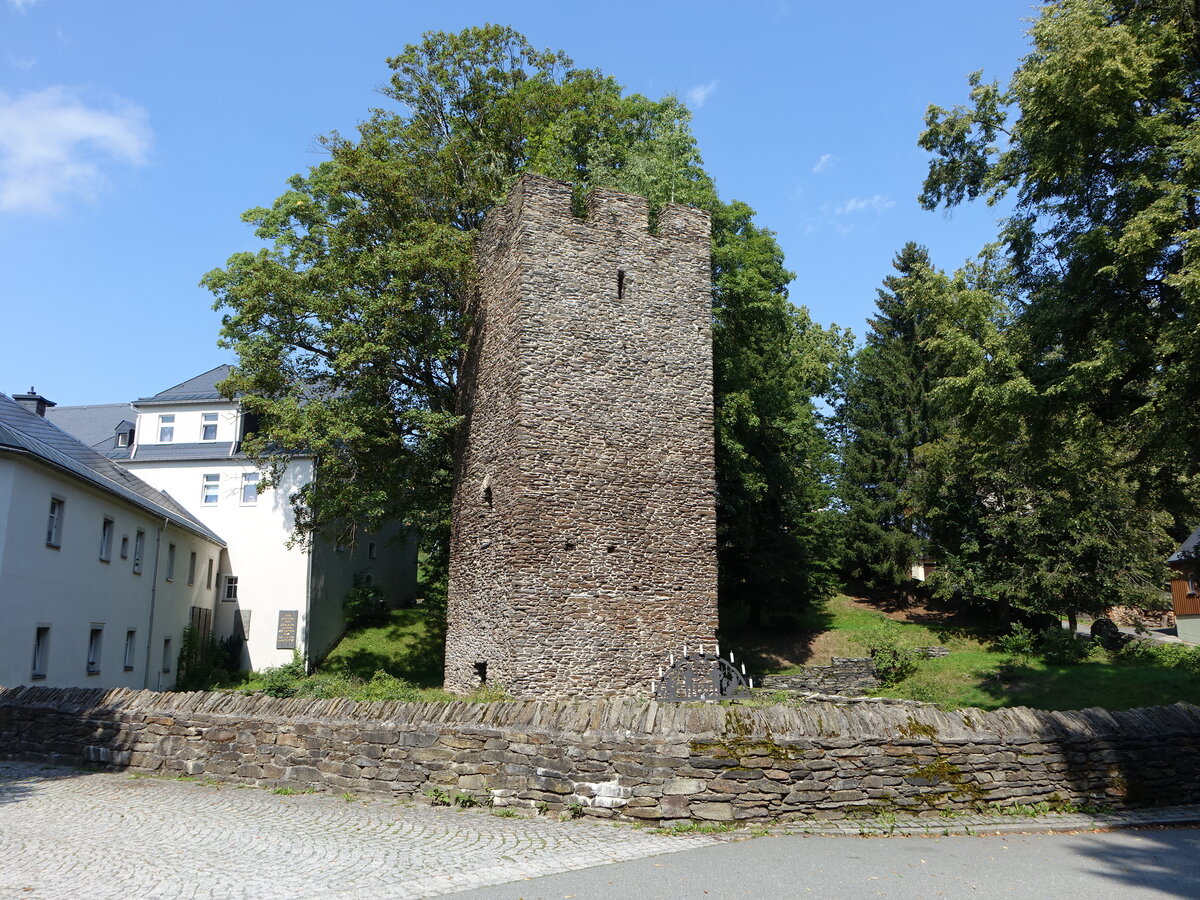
[617,269,625,299]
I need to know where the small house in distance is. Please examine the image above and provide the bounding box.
[1167,526,1200,644]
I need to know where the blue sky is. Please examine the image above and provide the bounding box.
[1,0,1036,405]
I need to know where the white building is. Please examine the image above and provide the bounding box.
[43,366,418,672]
[0,391,225,690]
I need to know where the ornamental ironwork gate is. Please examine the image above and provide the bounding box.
[652,645,753,702]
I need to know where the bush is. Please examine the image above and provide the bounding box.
[175,626,244,691]
[343,584,387,627]
[1038,626,1087,665]
[995,622,1036,656]
[259,652,307,697]
[854,621,921,686]
[1116,639,1200,672]
[292,671,364,699]
[870,645,921,686]
[355,670,424,702]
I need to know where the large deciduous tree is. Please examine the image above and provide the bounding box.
[918,0,1200,528]
[203,25,841,623]
[713,201,850,624]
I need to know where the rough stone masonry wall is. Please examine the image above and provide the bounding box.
[5,687,1200,822]
[445,175,718,698]
[762,659,880,696]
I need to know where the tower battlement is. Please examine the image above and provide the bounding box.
[445,174,718,699]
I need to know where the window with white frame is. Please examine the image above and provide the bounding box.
[200,412,218,441]
[100,518,114,562]
[206,558,214,589]
[187,551,197,586]
[166,543,176,582]
[223,575,238,602]
[32,626,49,678]
[124,629,136,670]
[133,529,145,574]
[158,414,175,442]
[87,626,103,674]
[46,497,64,547]
[201,473,220,505]
[241,472,260,505]
[116,431,129,448]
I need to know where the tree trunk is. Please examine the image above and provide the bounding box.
[1066,608,1078,635]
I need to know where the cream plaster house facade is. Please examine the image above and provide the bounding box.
[0,391,225,690]
[39,366,418,674]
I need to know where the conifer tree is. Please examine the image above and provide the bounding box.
[836,243,945,587]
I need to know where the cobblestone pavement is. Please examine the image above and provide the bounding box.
[0,762,719,899]
[3,761,1198,899]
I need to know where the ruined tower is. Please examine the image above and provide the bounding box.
[444,174,718,698]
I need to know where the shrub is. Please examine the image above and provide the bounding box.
[1038,626,1087,665]
[1116,639,1200,672]
[355,670,424,702]
[343,584,387,627]
[293,671,364,699]
[175,626,244,691]
[260,652,307,697]
[855,621,921,687]
[871,646,920,686]
[995,622,1036,656]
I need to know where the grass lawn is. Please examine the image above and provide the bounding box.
[321,607,444,688]
[760,594,1200,712]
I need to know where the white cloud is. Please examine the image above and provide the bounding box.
[8,53,36,70]
[834,194,896,215]
[685,80,718,109]
[0,86,151,214]
[812,153,837,174]
[7,0,43,11]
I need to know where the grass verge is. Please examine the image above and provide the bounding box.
[767,595,1200,711]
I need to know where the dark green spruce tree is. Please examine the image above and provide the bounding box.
[837,243,947,587]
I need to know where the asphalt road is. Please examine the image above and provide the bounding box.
[453,827,1200,900]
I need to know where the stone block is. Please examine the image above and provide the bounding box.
[662,777,707,795]
[691,802,734,821]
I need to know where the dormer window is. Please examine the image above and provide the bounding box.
[201,412,218,441]
[158,414,175,442]
[115,432,128,448]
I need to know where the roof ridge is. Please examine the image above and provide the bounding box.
[144,364,233,400]
[0,394,224,546]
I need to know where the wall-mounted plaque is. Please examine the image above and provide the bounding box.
[276,610,299,650]
[234,610,251,640]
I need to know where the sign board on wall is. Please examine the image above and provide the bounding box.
[276,610,299,650]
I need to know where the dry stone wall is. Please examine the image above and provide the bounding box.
[4,687,1199,822]
[446,175,719,698]
[761,659,880,696]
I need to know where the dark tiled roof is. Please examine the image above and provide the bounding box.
[0,394,225,546]
[137,365,235,403]
[131,442,240,462]
[1169,526,1200,565]
[45,403,136,459]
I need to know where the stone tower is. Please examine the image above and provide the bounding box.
[444,174,718,698]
